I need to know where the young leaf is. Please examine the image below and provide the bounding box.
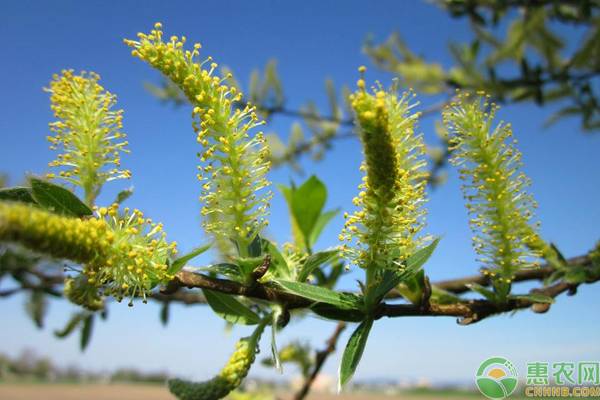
[339,318,373,389]
[277,183,305,249]
[311,303,365,322]
[466,282,497,303]
[564,267,588,284]
[0,186,36,204]
[247,234,263,257]
[430,287,462,305]
[114,188,134,205]
[200,263,243,281]
[80,314,94,351]
[284,176,327,247]
[271,309,282,373]
[395,270,426,305]
[237,256,266,278]
[309,209,339,247]
[54,312,86,338]
[273,279,361,310]
[297,249,339,282]
[513,293,555,304]
[30,178,92,217]
[25,291,47,329]
[371,267,416,304]
[160,302,170,326]
[202,289,261,325]
[261,238,290,279]
[371,239,439,303]
[291,176,327,242]
[168,243,211,275]
[404,238,440,273]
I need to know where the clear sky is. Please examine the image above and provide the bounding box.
[1,0,599,385]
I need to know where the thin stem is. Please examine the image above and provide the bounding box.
[293,322,347,400]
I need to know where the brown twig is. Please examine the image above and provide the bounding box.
[376,278,583,325]
[150,290,207,305]
[293,322,347,400]
[163,253,597,324]
[3,252,596,325]
[162,270,314,309]
[433,254,590,294]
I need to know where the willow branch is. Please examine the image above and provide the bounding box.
[432,254,590,294]
[162,253,597,324]
[150,290,207,305]
[376,277,588,325]
[162,271,313,309]
[3,252,595,324]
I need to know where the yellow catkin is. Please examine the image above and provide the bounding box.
[45,70,131,205]
[168,323,265,400]
[340,72,428,275]
[0,202,176,304]
[124,24,271,252]
[444,92,544,298]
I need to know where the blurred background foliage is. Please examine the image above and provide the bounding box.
[147,0,599,183]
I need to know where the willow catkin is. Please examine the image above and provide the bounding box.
[340,69,428,274]
[0,202,176,303]
[444,92,543,299]
[125,23,272,252]
[169,328,264,400]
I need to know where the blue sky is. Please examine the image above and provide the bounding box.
[1,0,599,384]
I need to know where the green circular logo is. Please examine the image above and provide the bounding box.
[475,357,518,399]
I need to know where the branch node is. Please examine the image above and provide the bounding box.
[420,275,432,311]
[251,255,271,282]
[531,303,551,314]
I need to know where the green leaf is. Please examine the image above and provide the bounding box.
[466,282,497,302]
[311,303,365,322]
[247,234,264,257]
[405,238,440,272]
[25,291,47,329]
[291,176,327,246]
[80,314,94,351]
[199,263,243,281]
[54,312,86,338]
[309,209,339,247]
[274,279,361,310]
[114,188,133,205]
[0,186,36,204]
[513,293,555,304]
[202,289,261,325]
[168,243,211,275]
[430,287,462,305]
[160,302,170,326]
[271,309,282,373]
[372,268,418,304]
[237,256,265,278]
[297,249,339,282]
[260,238,290,279]
[30,178,92,217]
[278,183,305,249]
[564,267,588,284]
[371,239,439,303]
[339,318,373,389]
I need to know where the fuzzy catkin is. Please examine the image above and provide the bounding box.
[340,74,428,273]
[0,202,109,264]
[45,70,131,205]
[168,336,257,400]
[444,92,544,297]
[0,202,175,303]
[124,23,272,251]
